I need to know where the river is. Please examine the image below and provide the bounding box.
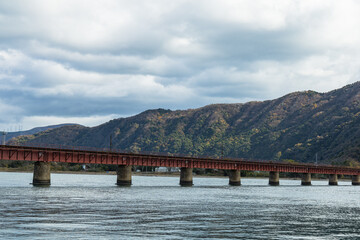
[0,172,359,239]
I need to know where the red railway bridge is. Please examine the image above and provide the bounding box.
[1,144,360,186]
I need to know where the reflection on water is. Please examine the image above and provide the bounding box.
[0,172,359,239]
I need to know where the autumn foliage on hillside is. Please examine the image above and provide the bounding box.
[11,82,360,165]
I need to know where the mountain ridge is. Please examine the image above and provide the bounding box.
[3,123,79,143]
[11,82,360,165]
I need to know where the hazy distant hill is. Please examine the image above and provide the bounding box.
[4,124,78,143]
[11,82,360,165]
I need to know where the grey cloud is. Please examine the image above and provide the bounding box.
[0,86,197,120]
[0,1,359,130]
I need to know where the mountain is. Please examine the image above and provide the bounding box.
[10,82,360,165]
[3,124,79,143]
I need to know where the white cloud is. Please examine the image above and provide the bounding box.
[0,0,360,130]
[164,37,211,57]
[0,101,23,128]
[21,114,121,129]
[27,41,191,76]
[2,48,198,108]
[197,0,291,30]
[0,49,194,99]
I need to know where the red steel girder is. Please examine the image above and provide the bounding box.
[1,145,360,175]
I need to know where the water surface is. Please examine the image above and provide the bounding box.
[0,172,359,239]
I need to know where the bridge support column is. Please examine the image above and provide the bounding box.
[117,165,132,186]
[269,171,279,186]
[180,167,193,186]
[33,161,50,186]
[352,175,360,185]
[301,173,311,186]
[229,170,241,186]
[329,174,338,185]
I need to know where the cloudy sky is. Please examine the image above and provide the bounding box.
[1,0,360,131]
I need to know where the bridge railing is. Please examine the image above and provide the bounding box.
[5,142,344,169]
[7,142,271,162]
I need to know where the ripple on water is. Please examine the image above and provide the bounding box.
[0,172,360,239]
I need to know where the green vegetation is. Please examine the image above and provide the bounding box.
[7,82,360,170]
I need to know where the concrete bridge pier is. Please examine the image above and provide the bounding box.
[329,174,338,185]
[180,167,193,186]
[33,161,51,186]
[301,173,312,186]
[352,175,360,185]
[269,171,280,186]
[228,170,241,186]
[117,165,132,186]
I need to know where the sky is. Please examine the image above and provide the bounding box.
[1,0,360,131]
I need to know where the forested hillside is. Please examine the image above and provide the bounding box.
[4,124,77,143]
[11,82,360,165]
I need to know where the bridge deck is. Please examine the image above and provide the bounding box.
[1,145,359,175]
